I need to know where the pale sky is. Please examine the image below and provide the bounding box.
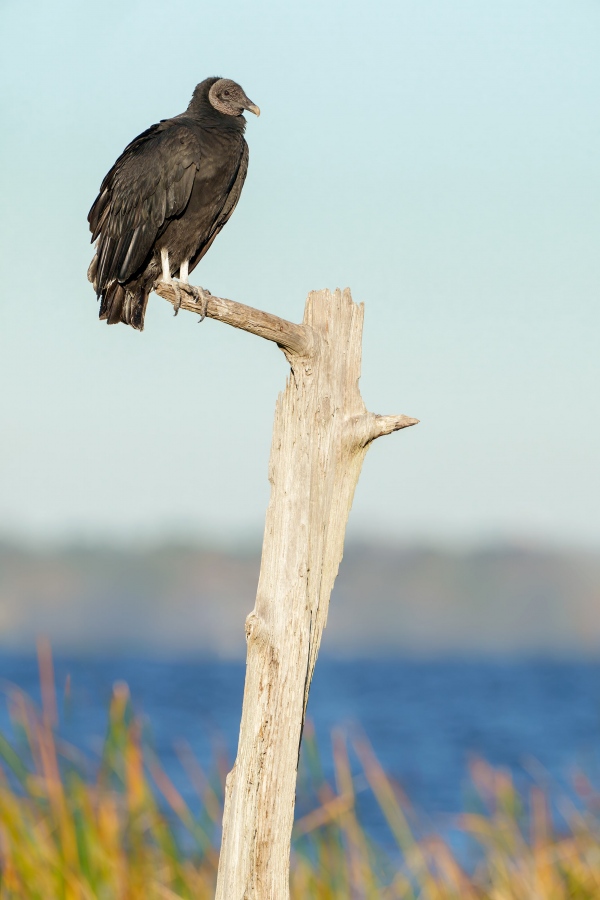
[1,0,599,546]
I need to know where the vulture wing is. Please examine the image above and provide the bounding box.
[88,121,200,292]
[189,141,250,273]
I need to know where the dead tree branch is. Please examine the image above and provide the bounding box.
[155,282,312,356]
[154,281,418,899]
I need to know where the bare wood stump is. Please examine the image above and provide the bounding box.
[155,283,417,899]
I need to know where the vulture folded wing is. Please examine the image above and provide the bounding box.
[88,122,200,291]
[189,141,249,272]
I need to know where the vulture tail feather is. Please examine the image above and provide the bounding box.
[99,283,149,331]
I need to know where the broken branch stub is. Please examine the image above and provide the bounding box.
[154,282,417,899]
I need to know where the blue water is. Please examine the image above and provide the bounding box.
[1,656,600,846]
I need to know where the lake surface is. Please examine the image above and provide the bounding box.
[1,656,599,845]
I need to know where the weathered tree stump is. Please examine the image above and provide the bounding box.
[156,282,418,899]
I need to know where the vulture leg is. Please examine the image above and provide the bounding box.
[160,247,171,283]
[179,256,210,322]
[160,249,209,321]
[160,247,183,316]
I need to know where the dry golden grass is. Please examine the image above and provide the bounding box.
[0,649,599,898]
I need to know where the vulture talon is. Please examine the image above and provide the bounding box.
[172,279,182,316]
[191,286,211,323]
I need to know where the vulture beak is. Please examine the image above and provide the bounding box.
[245,101,261,117]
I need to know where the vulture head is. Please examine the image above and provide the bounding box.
[208,78,260,117]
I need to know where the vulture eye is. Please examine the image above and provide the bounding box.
[223,90,230,97]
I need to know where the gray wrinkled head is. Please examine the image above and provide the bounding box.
[208,78,260,117]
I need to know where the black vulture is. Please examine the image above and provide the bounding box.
[88,77,259,330]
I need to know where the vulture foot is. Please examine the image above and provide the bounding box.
[172,279,183,316]
[190,286,211,323]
